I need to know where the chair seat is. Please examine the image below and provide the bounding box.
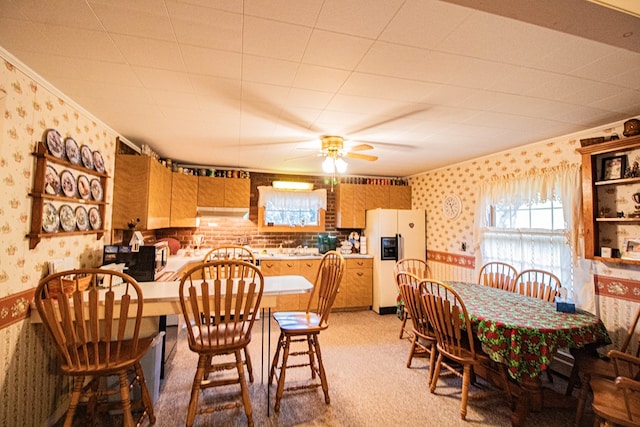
[61,334,154,376]
[273,311,326,333]
[574,351,616,378]
[188,322,252,353]
[591,377,640,427]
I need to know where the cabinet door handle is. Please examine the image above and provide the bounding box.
[357,272,364,277]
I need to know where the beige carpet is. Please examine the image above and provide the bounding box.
[143,310,595,427]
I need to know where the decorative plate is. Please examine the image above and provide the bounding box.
[75,206,89,231]
[77,175,91,200]
[89,207,101,230]
[60,170,77,198]
[65,137,81,165]
[46,129,65,158]
[59,204,76,232]
[93,150,105,173]
[90,178,103,201]
[42,202,59,233]
[45,165,60,195]
[80,145,94,170]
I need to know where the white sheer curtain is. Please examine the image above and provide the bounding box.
[474,163,583,299]
[258,186,327,225]
[258,186,327,210]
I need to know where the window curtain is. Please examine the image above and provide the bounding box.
[257,186,327,211]
[474,163,584,300]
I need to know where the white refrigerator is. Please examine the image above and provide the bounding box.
[364,208,426,314]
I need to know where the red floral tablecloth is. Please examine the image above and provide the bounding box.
[445,281,611,381]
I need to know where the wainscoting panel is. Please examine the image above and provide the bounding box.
[427,250,476,283]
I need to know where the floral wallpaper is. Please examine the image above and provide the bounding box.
[408,120,639,354]
[0,58,117,425]
[0,49,638,425]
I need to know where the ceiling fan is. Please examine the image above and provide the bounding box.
[212,84,426,172]
[318,135,377,174]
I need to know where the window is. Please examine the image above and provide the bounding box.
[474,164,583,301]
[484,197,572,292]
[257,186,326,232]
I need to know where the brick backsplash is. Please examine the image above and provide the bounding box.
[155,172,359,250]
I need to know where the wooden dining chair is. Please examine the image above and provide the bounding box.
[589,350,640,426]
[513,269,563,302]
[420,279,511,420]
[569,306,640,426]
[477,261,518,292]
[178,260,264,427]
[269,251,345,413]
[397,275,437,385]
[34,269,156,427]
[202,244,258,381]
[394,258,430,339]
[203,245,256,265]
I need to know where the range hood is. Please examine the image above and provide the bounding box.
[196,206,249,218]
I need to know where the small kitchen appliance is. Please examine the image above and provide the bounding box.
[317,233,338,254]
[103,241,168,282]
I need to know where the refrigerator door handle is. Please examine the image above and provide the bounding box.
[396,233,404,261]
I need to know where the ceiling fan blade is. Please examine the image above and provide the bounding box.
[349,106,431,135]
[284,152,321,162]
[236,139,311,148]
[345,152,378,162]
[352,140,416,151]
[348,143,374,151]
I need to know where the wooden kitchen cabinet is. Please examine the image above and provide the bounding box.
[334,258,373,309]
[578,134,640,265]
[112,154,172,230]
[259,257,372,311]
[344,258,373,308]
[260,259,303,310]
[170,173,198,227]
[365,185,389,210]
[336,183,366,228]
[197,176,250,208]
[389,185,412,209]
[336,183,411,228]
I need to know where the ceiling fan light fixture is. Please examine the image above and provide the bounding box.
[322,156,336,173]
[335,157,347,173]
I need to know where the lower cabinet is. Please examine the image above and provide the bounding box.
[335,258,373,309]
[260,257,372,311]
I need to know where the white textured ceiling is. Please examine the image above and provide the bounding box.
[0,0,639,177]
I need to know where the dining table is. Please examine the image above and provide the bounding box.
[443,281,611,427]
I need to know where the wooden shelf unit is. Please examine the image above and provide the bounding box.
[578,134,640,265]
[27,141,108,249]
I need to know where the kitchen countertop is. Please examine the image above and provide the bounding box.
[163,252,372,279]
[256,253,372,260]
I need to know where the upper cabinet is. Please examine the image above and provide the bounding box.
[578,134,640,265]
[112,154,172,230]
[170,173,198,227]
[336,183,411,228]
[197,176,250,208]
[336,183,366,229]
[389,185,411,209]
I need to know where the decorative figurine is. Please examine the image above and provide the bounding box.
[631,193,640,218]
